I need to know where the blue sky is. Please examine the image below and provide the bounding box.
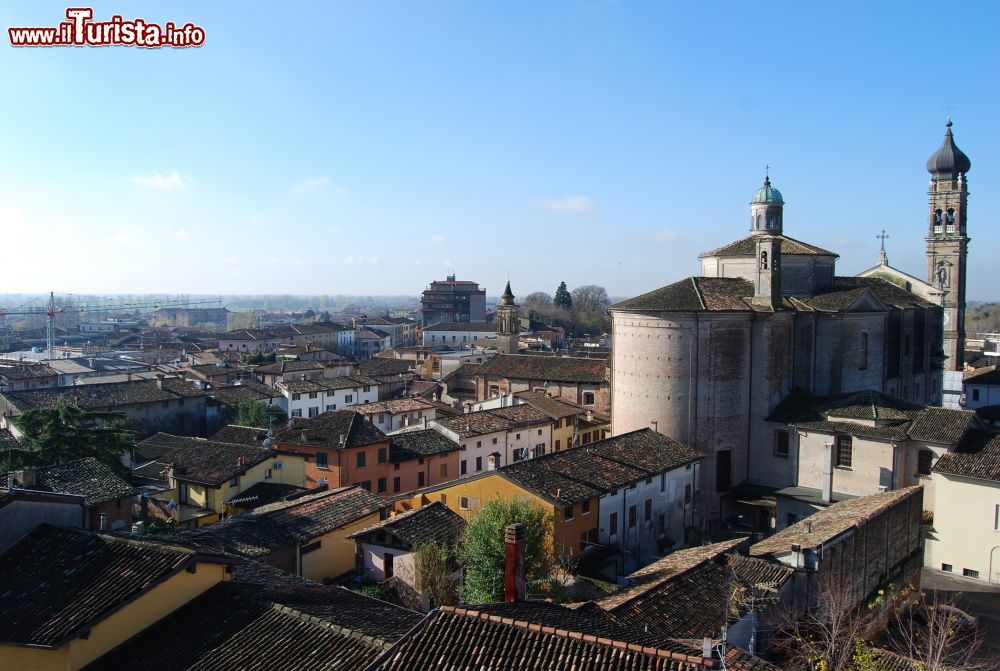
[1,1,997,300]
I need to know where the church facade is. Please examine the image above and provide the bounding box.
[609,124,966,529]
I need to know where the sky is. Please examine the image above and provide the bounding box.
[0,1,997,301]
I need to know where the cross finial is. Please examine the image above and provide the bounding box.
[765,164,770,178]
[877,230,890,265]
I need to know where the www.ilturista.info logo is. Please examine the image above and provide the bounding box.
[9,8,205,48]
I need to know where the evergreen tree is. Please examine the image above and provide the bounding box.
[6,405,137,473]
[553,282,572,310]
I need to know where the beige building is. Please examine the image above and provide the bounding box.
[924,430,1000,583]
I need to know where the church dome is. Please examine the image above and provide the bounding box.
[751,177,783,204]
[926,119,971,176]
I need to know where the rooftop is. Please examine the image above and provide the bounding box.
[700,233,835,259]
[422,322,498,332]
[474,353,608,384]
[750,486,922,557]
[0,525,231,648]
[2,377,206,412]
[932,428,1000,483]
[432,404,552,439]
[272,410,388,449]
[348,501,466,548]
[353,398,438,415]
[389,429,461,460]
[136,433,275,486]
[8,457,136,506]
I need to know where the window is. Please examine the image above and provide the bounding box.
[684,483,692,505]
[326,405,335,411]
[378,414,385,424]
[644,499,652,522]
[291,409,303,417]
[786,513,798,527]
[459,496,470,510]
[564,505,574,522]
[227,476,237,487]
[264,468,273,480]
[292,393,301,401]
[836,435,853,468]
[660,473,666,492]
[917,449,934,476]
[439,463,448,479]
[393,476,401,493]
[377,477,387,493]
[345,394,353,403]
[359,480,372,492]
[461,460,467,475]
[583,391,595,405]
[555,439,561,450]
[515,433,520,440]
[476,441,482,448]
[963,568,979,579]
[418,471,425,487]
[363,386,371,393]
[309,392,318,399]
[995,504,1000,531]
[716,450,732,492]
[179,483,189,504]
[440,493,447,505]
[475,456,482,471]
[384,552,394,579]
[628,505,637,528]
[357,451,367,468]
[973,388,980,402]
[533,444,546,458]
[774,430,790,458]
[327,390,335,397]
[858,332,869,370]
[492,437,498,445]
[537,429,542,436]
[378,448,387,464]
[308,407,319,418]
[316,452,328,469]
[941,563,953,572]
[609,512,618,535]
[582,499,591,515]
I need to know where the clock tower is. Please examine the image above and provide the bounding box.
[925,119,971,373]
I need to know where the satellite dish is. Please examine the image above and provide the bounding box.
[166,499,178,510]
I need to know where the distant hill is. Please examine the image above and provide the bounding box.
[967,303,1000,335]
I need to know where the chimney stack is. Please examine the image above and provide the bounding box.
[804,520,813,534]
[155,373,164,390]
[702,637,714,661]
[19,467,37,489]
[504,523,527,602]
[650,420,658,434]
[822,442,834,504]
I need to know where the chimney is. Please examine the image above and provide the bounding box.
[126,371,132,382]
[99,512,108,531]
[804,520,813,534]
[19,467,36,489]
[650,420,658,434]
[702,638,714,662]
[155,373,164,390]
[504,523,527,602]
[586,410,593,423]
[821,442,834,504]
[422,417,427,429]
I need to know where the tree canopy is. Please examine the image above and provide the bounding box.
[235,399,287,428]
[5,405,137,473]
[459,497,553,604]
[553,282,572,310]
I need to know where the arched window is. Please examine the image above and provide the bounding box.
[756,214,762,229]
[946,208,955,232]
[760,250,768,270]
[934,209,943,224]
[859,332,869,370]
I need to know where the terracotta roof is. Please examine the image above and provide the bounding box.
[513,391,586,419]
[348,501,465,548]
[389,429,461,459]
[256,360,324,374]
[210,380,283,405]
[354,398,437,415]
[85,562,422,671]
[0,525,231,648]
[2,377,206,412]
[432,405,552,439]
[228,481,310,509]
[358,358,415,377]
[793,420,911,441]
[279,374,379,394]
[725,554,795,590]
[932,429,1000,482]
[610,277,753,313]
[176,486,390,557]
[209,424,273,446]
[272,410,388,449]
[0,362,58,380]
[12,457,136,506]
[806,277,936,311]
[700,233,837,259]
[368,605,779,671]
[499,429,703,506]
[136,433,275,486]
[474,354,608,384]
[906,407,977,444]
[750,486,922,557]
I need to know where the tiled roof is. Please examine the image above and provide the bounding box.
[359,357,415,377]
[806,277,935,311]
[369,605,780,671]
[0,428,18,450]
[209,424,273,446]
[229,481,310,509]
[279,374,379,394]
[210,380,283,405]
[389,429,461,459]
[136,433,275,486]
[85,562,423,671]
[750,486,922,557]
[272,410,388,449]
[354,398,437,415]
[348,501,466,548]
[0,362,58,379]
[256,360,324,374]
[0,525,230,647]
[14,457,136,506]
[906,407,976,444]
[474,354,608,384]
[964,364,1000,385]
[793,420,911,441]
[932,429,1000,482]
[433,404,552,438]
[440,362,482,382]
[700,233,837,259]
[422,322,498,332]
[725,554,794,590]
[219,328,277,341]
[610,277,753,313]
[176,486,390,557]
[2,378,206,412]
[513,391,585,419]
[500,429,703,506]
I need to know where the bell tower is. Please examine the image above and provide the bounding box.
[750,176,784,309]
[496,281,519,354]
[925,119,971,372]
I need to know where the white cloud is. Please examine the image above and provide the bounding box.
[429,233,447,245]
[292,176,348,196]
[653,228,679,242]
[131,170,187,190]
[541,194,595,215]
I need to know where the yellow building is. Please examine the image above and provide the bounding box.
[134,433,307,529]
[0,524,234,671]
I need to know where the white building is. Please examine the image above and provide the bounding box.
[422,322,498,347]
[277,375,379,418]
[353,398,439,433]
[430,404,554,476]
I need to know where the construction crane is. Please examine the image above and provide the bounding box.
[0,293,222,359]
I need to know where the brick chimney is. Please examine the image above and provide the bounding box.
[504,523,526,602]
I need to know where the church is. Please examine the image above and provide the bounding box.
[609,121,970,530]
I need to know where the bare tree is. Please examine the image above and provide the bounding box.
[523,292,552,307]
[884,590,997,671]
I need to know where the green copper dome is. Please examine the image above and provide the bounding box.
[751,177,783,204]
